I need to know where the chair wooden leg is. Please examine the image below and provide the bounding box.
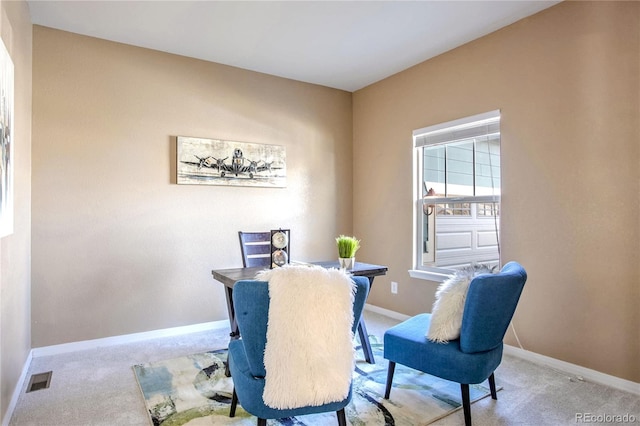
[257,418,267,426]
[384,361,396,399]
[488,373,498,400]
[230,388,238,417]
[461,383,472,426]
[336,408,347,426]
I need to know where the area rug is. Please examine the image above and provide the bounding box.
[133,337,499,426]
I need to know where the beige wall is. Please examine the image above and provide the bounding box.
[353,1,639,383]
[0,0,31,419]
[31,26,353,347]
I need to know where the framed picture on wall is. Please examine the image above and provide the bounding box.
[176,136,287,188]
[0,38,14,238]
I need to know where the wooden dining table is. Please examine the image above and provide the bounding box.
[211,260,388,365]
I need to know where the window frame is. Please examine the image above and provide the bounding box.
[410,110,501,282]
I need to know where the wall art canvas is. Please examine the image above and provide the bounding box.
[177,136,286,188]
[0,39,13,238]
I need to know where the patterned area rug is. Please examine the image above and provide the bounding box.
[133,337,499,425]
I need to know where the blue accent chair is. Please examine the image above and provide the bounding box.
[228,275,370,426]
[383,261,527,426]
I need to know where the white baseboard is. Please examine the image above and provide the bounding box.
[2,349,33,426]
[364,303,410,322]
[366,304,640,396]
[503,345,640,396]
[32,320,229,357]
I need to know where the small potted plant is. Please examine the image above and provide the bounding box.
[336,235,360,270]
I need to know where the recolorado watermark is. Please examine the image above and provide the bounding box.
[576,413,637,423]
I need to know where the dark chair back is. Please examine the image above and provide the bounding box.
[460,261,527,354]
[238,231,271,268]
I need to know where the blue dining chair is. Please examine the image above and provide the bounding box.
[383,261,527,426]
[228,275,370,426]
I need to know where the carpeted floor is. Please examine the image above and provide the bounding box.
[8,310,640,426]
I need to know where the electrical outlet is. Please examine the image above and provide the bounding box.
[391,281,398,294]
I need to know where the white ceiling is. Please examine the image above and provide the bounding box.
[27,0,560,92]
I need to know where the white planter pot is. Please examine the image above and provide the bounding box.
[338,257,355,270]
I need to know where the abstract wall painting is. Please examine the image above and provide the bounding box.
[0,39,13,238]
[177,136,286,188]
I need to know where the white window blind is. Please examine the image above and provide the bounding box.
[414,110,500,148]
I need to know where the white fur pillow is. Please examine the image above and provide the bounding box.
[427,264,495,343]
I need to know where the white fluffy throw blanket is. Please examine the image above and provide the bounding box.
[255,265,356,409]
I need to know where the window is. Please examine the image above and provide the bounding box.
[411,111,501,281]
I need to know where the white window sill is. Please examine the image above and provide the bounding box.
[408,269,452,283]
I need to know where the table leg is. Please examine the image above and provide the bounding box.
[357,276,376,364]
[357,317,375,364]
[225,286,239,340]
[224,286,239,377]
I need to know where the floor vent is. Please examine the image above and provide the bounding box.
[26,371,52,393]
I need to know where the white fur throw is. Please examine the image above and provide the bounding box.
[255,265,356,409]
[427,264,495,343]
